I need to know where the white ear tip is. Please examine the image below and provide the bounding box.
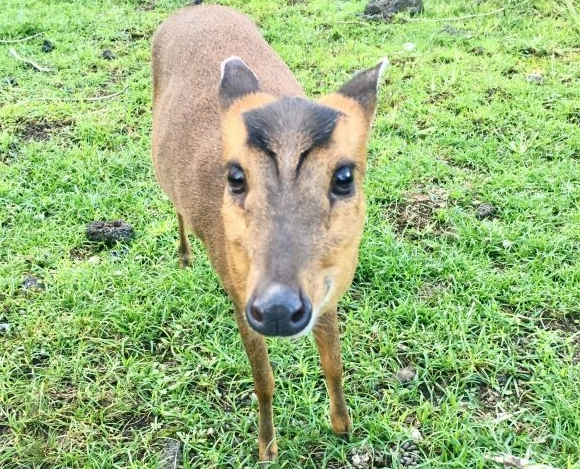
[377,57,390,77]
[220,56,247,80]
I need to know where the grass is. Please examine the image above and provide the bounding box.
[1,0,580,467]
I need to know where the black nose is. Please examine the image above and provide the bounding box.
[246,284,312,337]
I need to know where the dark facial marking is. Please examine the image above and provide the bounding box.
[295,149,310,179]
[242,97,339,171]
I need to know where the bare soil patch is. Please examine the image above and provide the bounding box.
[17,117,72,141]
[387,185,451,237]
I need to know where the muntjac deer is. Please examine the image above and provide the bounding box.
[152,4,386,461]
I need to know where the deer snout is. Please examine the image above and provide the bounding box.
[246,283,312,337]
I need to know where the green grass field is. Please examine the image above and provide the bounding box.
[1,0,580,467]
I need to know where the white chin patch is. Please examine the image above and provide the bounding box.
[286,280,334,340]
[287,316,317,339]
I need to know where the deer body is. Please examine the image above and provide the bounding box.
[152,4,386,461]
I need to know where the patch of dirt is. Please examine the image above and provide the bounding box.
[119,412,153,438]
[501,66,520,78]
[69,245,100,261]
[364,0,424,21]
[32,348,50,367]
[483,87,511,103]
[426,90,451,104]
[418,380,448,405]
[137,1,157,10]
[417,280,448,305]
[387,185,451,237]
[302,443,349,468]
[470,46,486,56]
[541,313,580,364]
[520,46,551,57]
[17,117,72,142]
[473,375,529,433]
[478,384,502,412]
[566,108,580,125]
[2,76,18,87]
[86,220,134,245]
[0,140,19,164]
[216,380,235,412]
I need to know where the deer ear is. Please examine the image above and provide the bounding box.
[219,57,260,111]
[337,58,388,121]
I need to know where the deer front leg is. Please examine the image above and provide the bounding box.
[177,212,193,268]
[314,307,351,436]
[234,310,278,461]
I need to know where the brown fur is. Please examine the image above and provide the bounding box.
[152,4,385,461]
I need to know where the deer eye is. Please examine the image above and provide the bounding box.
[227,164,246,195]
[330,164,355,198]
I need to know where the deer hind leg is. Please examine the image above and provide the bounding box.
[234,310,278,461]
[314,308,351,437]
[177,212,193,269]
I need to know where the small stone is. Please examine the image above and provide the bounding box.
[109,245,129,258]
[86,220,134,245]
[42,39,54,53]
[476,203,497,219]
[33,213,45,221]
[2,77,18,87]
[440,25,461,36]
[21,276,44,292]
[350,447,373,468]
[411,428,423,441]
[0,323,10,333]
[206,427,215,436]
[502,239,513,249]
[402,42,416,51]
[397,366,416,384]
[102,49,115,60]
[159,438,182,469]
[402,442,410,450]
[526,72,544,84]
[88,255,100,264]
[471,46,485,55]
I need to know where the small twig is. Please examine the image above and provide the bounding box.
[9,48,52,72]
[407,7,506,22]
[30,86,129,102]
[85,86,129,102]
[334,20,376,27]
[334,7,505,27]
[0,32,42,44]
